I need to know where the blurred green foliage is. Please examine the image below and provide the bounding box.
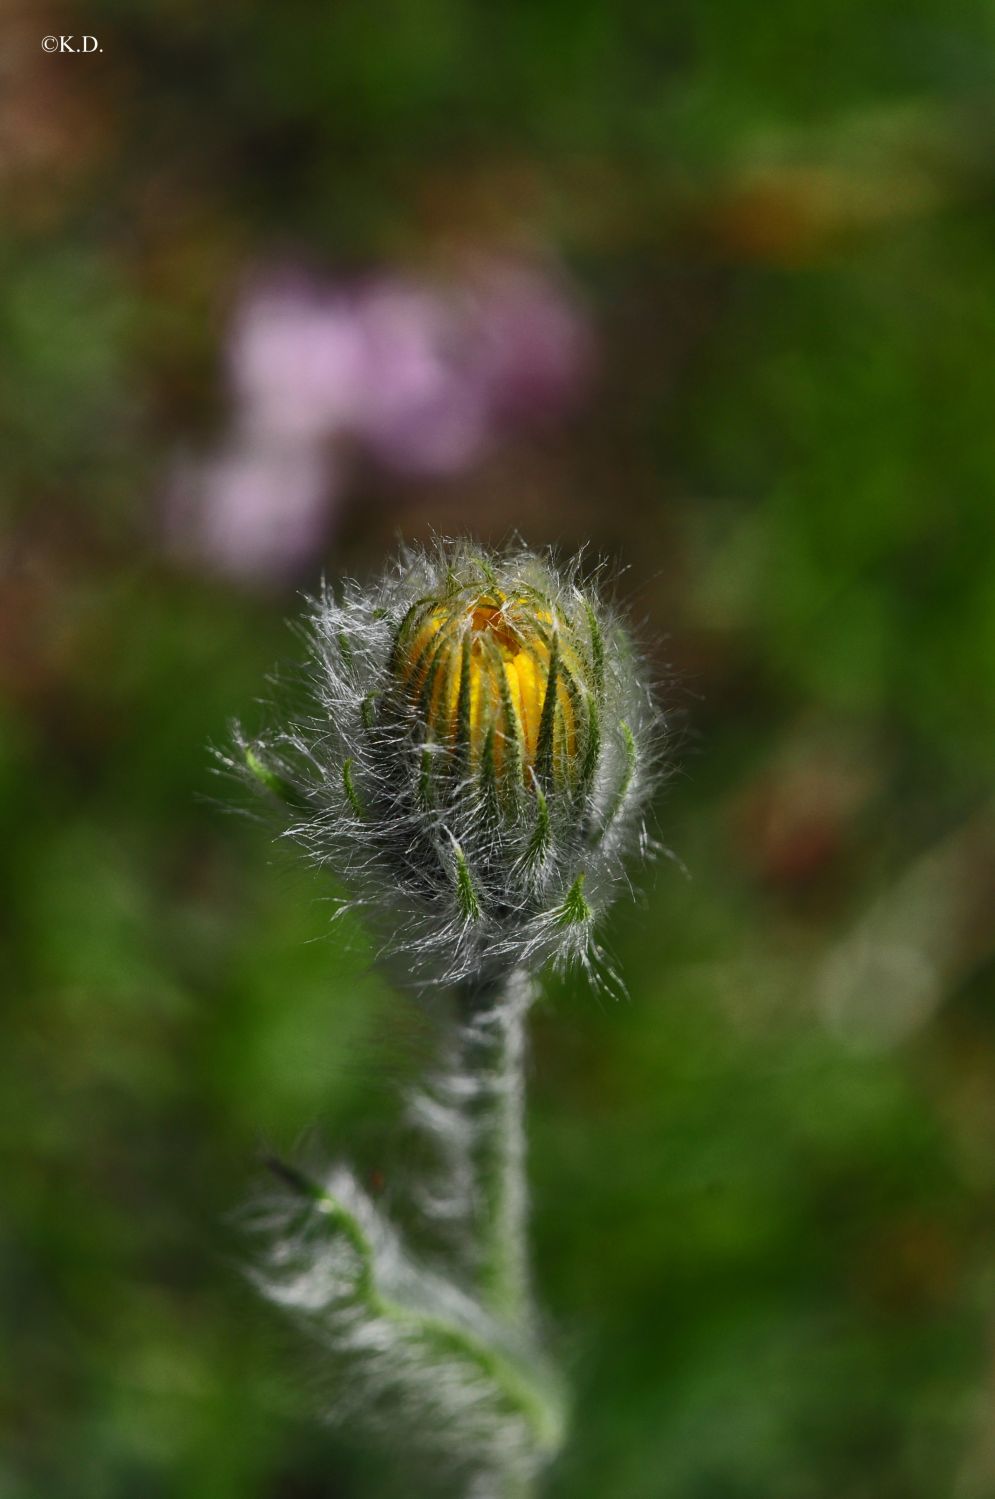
[3,0,995,1494]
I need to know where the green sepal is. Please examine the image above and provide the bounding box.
[387,600,423,675]
[479,722,499,820]
[244,747,308,811]
[524,779,551,870]
[480,634,522,805]
[534,634,560,786]
[454,632,473,758]
[450,837,481,921]
[405,624,444,693]
[555,872,592,927]
[417,610,466,743]
[416,634,447,731]
[584,600,605,700]
[577,691,601,804]
[419,745,435,808]
[341,757,364,818]
[595,719,636,842]
[551,652,587,787]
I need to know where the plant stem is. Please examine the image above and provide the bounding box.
[456,968,535,1331]
[407,968,560,1493]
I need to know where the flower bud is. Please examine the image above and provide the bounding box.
[237,542,660,989]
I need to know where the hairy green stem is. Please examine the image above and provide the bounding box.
[405,968,559,1494]
[266,969,558,1498]
[456,969,543,1497]
[456,969,535,1331]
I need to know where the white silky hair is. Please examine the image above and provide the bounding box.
[227,540,664,1491]
[228,538,663,995]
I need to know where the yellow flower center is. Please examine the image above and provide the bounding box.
[395,590,582,786]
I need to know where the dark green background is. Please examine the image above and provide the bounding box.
[3,1,995,1494]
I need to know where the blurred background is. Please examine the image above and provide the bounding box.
[3,0,995,1494]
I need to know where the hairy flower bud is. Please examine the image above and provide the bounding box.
[235,541,660,989]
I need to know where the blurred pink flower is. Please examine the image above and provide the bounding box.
[466,259,594,425]
[227,260,592,474]
[349,282,492,475]
[227,276,367,442]
[168,256,594,584]
[167,440,336,583]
